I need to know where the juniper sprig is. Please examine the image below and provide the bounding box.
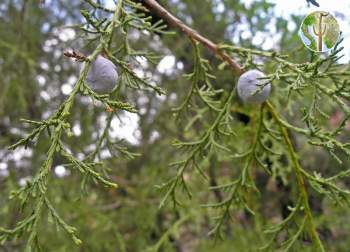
[3,0,350,251]
[145,1,350,250]
[1,0,167,249]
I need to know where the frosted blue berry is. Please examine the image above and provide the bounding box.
[86,55,118,93]
[237,70,271,104]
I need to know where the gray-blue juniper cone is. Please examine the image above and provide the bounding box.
[237,70,271,104]
[306,0,320,7]
[86,55,118,93]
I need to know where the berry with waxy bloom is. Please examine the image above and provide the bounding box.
[237,69,271,104]
[86,55,118,93]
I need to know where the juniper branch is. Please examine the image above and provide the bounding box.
[267,101,325,252]
[142,0,244,74]
[1,1,125,248]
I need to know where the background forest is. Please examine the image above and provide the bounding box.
[1,0,350,251]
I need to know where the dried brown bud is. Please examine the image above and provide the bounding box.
[63,51,87,62]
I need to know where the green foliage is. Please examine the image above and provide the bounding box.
[1,0,164,250]
[1,0,350,251]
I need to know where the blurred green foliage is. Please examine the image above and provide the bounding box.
[1,0,350,251]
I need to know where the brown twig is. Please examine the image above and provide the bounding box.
[142,0,244,74]
[63,50,87,62]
